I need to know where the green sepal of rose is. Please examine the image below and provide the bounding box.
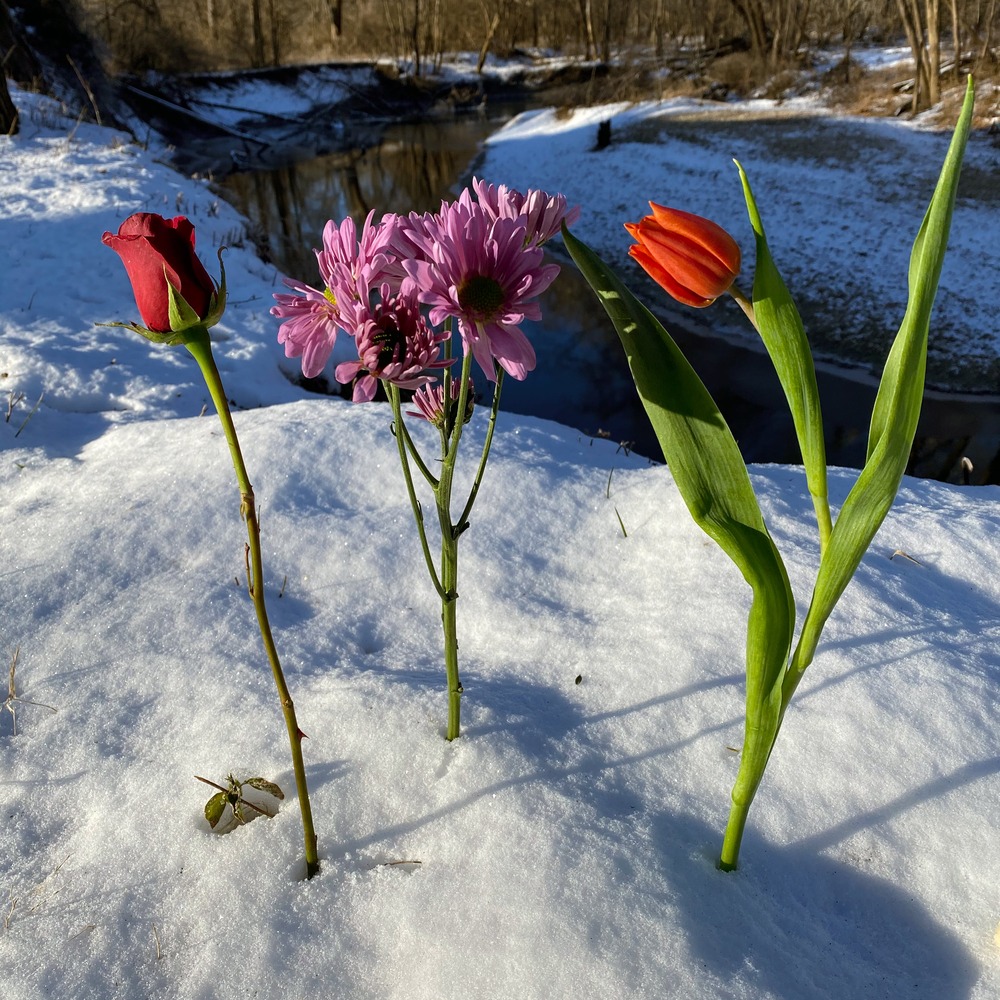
[103,250,228,344]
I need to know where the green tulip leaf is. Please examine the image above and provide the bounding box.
[562,224,795,860]
[786,76,975,694]
[736,162,831,551]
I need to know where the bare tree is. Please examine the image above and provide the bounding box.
[328,0,343,38]
[949,0,961,76]
[0,0,21,133]
[0,74,16,135]
[896,0,941,110]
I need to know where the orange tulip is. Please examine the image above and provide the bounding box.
[625,203,741,307]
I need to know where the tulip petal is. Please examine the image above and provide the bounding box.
[625,205,741,308]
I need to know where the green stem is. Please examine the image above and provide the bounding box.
[456,365,504,534]
[440,526,461,741]
[719,797,750,872]
[388,385,446,600]
[728,284,832,557]
[398,415,440,489]
[433,352,476,741]
[185,329,319,879]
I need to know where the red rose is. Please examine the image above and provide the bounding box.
[102,213,216,332]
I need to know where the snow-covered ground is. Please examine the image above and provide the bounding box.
[161,47,1000,391]
[478,84,1000,392]
[2,79,999,999]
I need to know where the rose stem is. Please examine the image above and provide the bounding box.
[185,328,320,879]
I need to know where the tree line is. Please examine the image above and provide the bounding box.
[3,0,998,135]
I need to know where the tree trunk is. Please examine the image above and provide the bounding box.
[328,0,343,39]
[411,0,421,76]
[950,0,961,78]
[476,10,500,74]
[0,0,20,132]
[896,0,930,111]
[600,0,611,62]
[926,0,941,105]
[577,0,595,59]
[267,0,280,64]
[0,71,17,135]
[977,0,997,68]
[250,0,266,67]
[729,0,770,66]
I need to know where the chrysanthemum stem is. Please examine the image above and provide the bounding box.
[389,343,495,742]
[396,413,440,489]
[388,385,446,599]
[184,328,319,879]
[457,365,504,533]
[440,530,461,741]
[434,352,475,741]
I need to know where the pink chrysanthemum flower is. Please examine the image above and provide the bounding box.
[271,279,342,379]
[399,199,559,381]
[317,210,405,334]
[271,211,404,378]
[472,177,580,246]
[407,378,476,428]
[335,286,451,403]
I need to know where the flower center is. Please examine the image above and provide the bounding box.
[324,286,337,307]
[457,274,505,320]
[370,319,404,370]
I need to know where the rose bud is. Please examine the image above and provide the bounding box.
[102,213,223,338]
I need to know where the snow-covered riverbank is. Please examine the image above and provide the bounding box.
[2,82,999,1000]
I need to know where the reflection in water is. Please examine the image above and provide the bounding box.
[218,116,1000,485]
[514,265,1000,484]
[222,117,499,279]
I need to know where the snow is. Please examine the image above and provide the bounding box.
[477,87,1000,391]
[156,63,383,130]
[2,77,1000,1000]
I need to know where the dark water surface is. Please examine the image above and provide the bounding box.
[217,114,1000,485]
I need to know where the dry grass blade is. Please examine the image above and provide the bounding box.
[4,647,58,736]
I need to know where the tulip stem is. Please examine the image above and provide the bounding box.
[184,328,320,879]
[728,284,756,327]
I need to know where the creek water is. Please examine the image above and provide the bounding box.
[216,112,1000,485]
